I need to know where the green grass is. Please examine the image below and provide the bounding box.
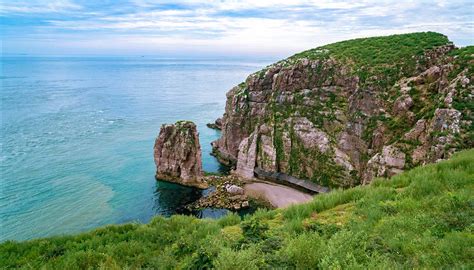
[259,32,451,88]
[1,149,473,269]
[448,45,474,80]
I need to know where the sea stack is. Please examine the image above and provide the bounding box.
[154,120,207,189]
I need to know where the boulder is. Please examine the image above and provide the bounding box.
[154,121,207,189]
[225,184,244,195]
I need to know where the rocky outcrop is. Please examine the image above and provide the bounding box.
[154,121,207,189]
[186,175,249,210]
[234,130,258,179]
[362,145,406,184]
[292,117,330,153]
[211,33,473,188]
[206,118,223,130]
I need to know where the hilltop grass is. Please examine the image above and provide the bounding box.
[292,31,449,64]
[1,149,473,269]
[257,32,451,88]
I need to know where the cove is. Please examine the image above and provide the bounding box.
[0,56,272,241]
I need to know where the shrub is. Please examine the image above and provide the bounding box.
[240,217,269,243]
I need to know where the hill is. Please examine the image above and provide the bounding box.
[211,32,473,188]
[1,149,472,269]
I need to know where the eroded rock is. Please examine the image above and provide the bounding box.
[186,175,249,210]
[210,37,471,187]
[363,145,406,184]
[292,117,330,153]
[431,108,461,134]
[234,130,258,179]
[154,121,207,188]
[207,117,223,130]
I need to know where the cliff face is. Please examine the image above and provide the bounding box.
[212,32,473,188]
[154,121,207,189]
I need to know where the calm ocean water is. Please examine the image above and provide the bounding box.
[0,56,271,241]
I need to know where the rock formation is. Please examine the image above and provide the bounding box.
[211,32,473,188]
[154,121,208,189]
[206,118,223,130]
[225,184,244,195]
[186,175,250,210]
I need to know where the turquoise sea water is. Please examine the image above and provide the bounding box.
[0,56,271,241]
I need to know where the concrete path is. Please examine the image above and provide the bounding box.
[244,181,314,208]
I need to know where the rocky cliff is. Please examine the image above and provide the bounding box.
[212,32,473,188]
[154,121,207,188]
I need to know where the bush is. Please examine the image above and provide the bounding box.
[279,233,323,269]
[213,247,264,270]
[240,217,269,243]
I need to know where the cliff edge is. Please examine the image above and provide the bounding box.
[212,32,473,188]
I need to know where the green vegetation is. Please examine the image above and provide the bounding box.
[450,46,474,149]
[263,32,451,88]
[2,149,473,269]
[448,45,474,80]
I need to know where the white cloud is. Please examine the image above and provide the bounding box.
[2,0,473,56]
[0,0,81,14]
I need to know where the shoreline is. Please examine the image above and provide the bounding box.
[244,179,314,208]
[180,174,315,212]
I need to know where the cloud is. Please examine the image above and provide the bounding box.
[1,0,473,56]
[0,0,81,14]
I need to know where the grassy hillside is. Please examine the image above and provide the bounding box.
[1,149,473,269]
[259,32,452,88]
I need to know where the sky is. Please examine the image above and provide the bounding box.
[1,0,473,58]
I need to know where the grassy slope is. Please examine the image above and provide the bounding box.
[258,32,451,88]
[1,149,473,269]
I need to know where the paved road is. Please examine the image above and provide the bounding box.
[244,181,314,208]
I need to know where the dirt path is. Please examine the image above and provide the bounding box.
[244,181,314,208]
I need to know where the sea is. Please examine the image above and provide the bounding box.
[0,56,272,241]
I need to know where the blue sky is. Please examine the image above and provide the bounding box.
[1,0,473,57]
